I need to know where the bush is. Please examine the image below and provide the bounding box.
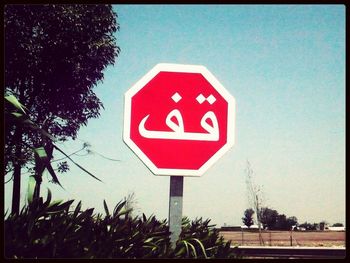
[5,191,237,258]
[175,217,234,258]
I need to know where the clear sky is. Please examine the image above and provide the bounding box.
[5,5,345,226]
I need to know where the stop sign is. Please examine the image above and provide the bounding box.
[123,63,235,176]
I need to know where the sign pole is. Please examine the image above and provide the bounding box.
[168,176,184,248]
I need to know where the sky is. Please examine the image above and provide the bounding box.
[4,5,345,227]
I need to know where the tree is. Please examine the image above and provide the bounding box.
[273,214,297,230]
[245,161,264,244]
[259,207,278,230]
[286,216,298,230]
[274,214,288,230]
[332,223,344,227]
[242,208,255,228]
[4,4,120,214]
[299,222,318,231]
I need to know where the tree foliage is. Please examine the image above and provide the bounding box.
[258,207,298,230]
[4,4,120,174]
[260,207,278,230]
[242,208,254,228]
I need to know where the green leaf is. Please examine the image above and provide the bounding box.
[47,200,74,213]
[116,208,132,218]
[175,246,187,257]
[27,175,36,204]
[189,238,208,259]
[76,208,94,221]
[73,201,82,219]
[34,147,48,160]
[113,201,126,217]
[103,200,110,217]
[11,112,25,118]
[143,241,159,251]
[144,237,154,243]
[187,241,197,258]
[48,199,63,208]
[43,189,52,207]
[5,94,27,114]
[182,240,190,257]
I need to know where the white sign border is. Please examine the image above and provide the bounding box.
[123,63,236,177]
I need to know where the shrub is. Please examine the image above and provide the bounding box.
[175,217,235,258]
[5,191,237,258]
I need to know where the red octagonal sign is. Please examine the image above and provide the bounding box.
[123,64,236,176]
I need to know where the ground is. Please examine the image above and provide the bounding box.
[220,230,345,247]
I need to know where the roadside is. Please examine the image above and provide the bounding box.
[220,230,345,247]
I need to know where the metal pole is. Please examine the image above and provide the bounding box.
[169,176,184,248]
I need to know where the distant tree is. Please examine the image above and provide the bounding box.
[286,216,298,229]
[332,223,344,227]
[299,222,318,231]
[5,4,120,214]
[274,214,289,230]
[259,206,298,231]
[298,222,308,230]
[272,214,297,230]
[245,161,264,244]
[242,208,255,228]
[259,207,278,230]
